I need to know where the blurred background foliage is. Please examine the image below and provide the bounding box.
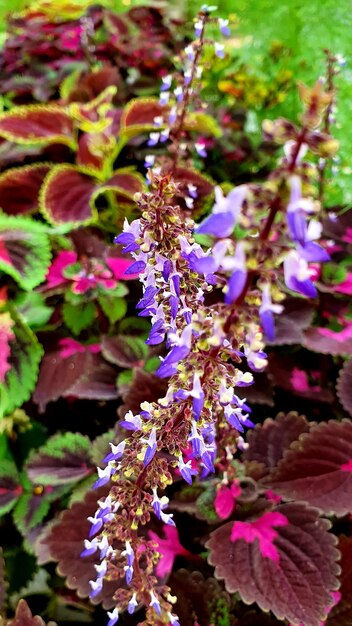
[1,0,347,203]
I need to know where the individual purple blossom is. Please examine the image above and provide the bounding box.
[284,250,317,298]
[114,219,141,253]
[124,565,133,585]
[168,613,181,626]
[222,242,247,304]
[196,185,246,237]
[92,464,113,490]
[156,324,193,377]
[259,284,284,341]
[159,91,170,105]
[184,44,195,61]
[187,183,198,198]
[195,141,207,157]
[128,593,138,614]
[161,74,172,91]
[214,42,225,58]
[194,19,203,37]
[144,154,155,169]
[80,538,98,557]
[178,456,198,485]
[103,440,126,463]
[87,512,104,537]
[120,410,142,431]
[143,428,157,466]
[169,106,177,125]
[95,559,108,578]
[147,132,160,147]
[297,220,330,263]
[224,405,245,432]
[89,578,103,598]
[184,69,192,85]
[218,18,230,36]
[107,607,119,626]
[149,591,162,615]
[174,86,184,102]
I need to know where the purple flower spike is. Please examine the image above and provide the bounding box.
[143,428,157,466]
[107,607,119,626]
[284,250,317,298]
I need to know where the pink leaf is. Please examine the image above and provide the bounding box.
[105,256,138,280]
[0,312,15,383]
[230,511,288,562]
[46,251,77,288]
[215,482,241,520]
[58,338,101,359]
[335,272,352,295]
[148,525,190,578]
[290,368,321,393]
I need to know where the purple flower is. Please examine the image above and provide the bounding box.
[107,607,119,626]
[87,512,104,537]
[103,441,125,463]
[284,250,317,298]
[161,74,172,91]
[122,540,134,567]
[222,243,247,303]
[93,464,114,490]
[80,538,98,557]
[95,559,107,578]
[124,260,146,275]
[146,319,165,346]
[214,42,225,58]
[168,613,181,626]
[195,141,207,157]
[128,594,138,614]
[194,20,203,37]
[143,428,157,466]
[174,86,183,102]
[156,324,193,377]
[144,154,155,169]
[218,18,230,36]
[196,186,246,237]
[89,578,103,598]
[259,284,283,341]
[224,405,244,432]
[114,219,141,253]
[160,91,170,105]
[178,456,198,484]
[149,591,161,615]
[120,410,142,431]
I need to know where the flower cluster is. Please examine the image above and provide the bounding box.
[81,12,338,626]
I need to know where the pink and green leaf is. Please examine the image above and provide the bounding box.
[0,460,22,516]
[0,215,51,290]
[0,312,15,384]
[0,310,43,418]
[25,432,93,486]
[206,502,340,626]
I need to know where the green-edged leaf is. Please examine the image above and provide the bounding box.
[13,484,69,535]
[25,432,93,486]
[91,169,145,207]
[0,459,22,515]
[40,165,98,226]
[119,97,166,139]
[101,335,148,368]
[0,105,75,147]
[0,311,15,384]
[62,301,96,335]
[0,164,51,216]
[0,310,43,418]
[0,215,51,290]
[98,295,127,324]
[184,111,222,138]
[15,292,53,329]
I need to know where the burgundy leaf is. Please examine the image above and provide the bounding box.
[326,536,352,626]
[25,432,93,486]
[7,599,57,626]
[101,335,147,368]
[41,165,97,225]
[0,106,74,146]
[67,355,118,401]
[206,502,340,626]
[0,164,51,215]
[267,419,352,516]
[38,486,120,608]
[119,97,165,137]
[268,352,334,403]
[169,569,231,626]
[336,359,352,417]
[267,299,314,345]
[244,412,310,479]
[0,460,22,515]
[117,368,167,418]
[33,350,92,412]
[103,170,144,199]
